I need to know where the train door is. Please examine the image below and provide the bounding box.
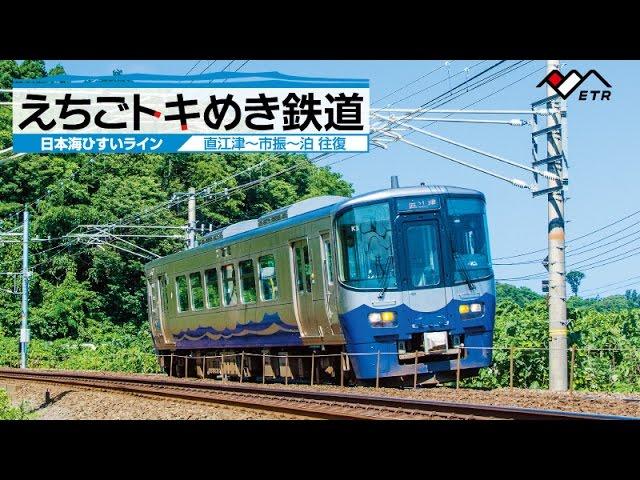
[291,239,320,337]
[157,274,173,344]
[148,274,173,346]
[396,214,449,313]
[148,277,163,342]
[319,232,340,334]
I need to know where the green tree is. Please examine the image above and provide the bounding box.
[48,64,66,76]
[0,60,354,340]
[496,282,542,306]
[567,270,586,296]
[625,289,640,307]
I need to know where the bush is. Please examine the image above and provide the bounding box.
[0,321,162,374]
[0,389,33,420]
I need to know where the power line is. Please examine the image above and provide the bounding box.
[371,61,453,106]
[580,274,640,295]
[209,60,235,84]
[324,60,542,191]
[373,61,531,154]
[222,60,250,83]
[593,281,640,297]
[381,61,488,108]
[567,229,640,259]
[199,60,217,74]
[500,224,640,269]
[494,208,640,260]
[184,60,202,76]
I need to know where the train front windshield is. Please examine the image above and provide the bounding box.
[336,196,492,290]
[447,197,492,283]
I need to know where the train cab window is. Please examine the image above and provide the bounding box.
[405,223,441,288]
[258,254,279,301]
[222,264,237,306]
[189,272,205,311]
[447,198,492,283]
[336,201,397,289]
[239,260,257,304]
[204,268,220,308]
[175,275,190,312]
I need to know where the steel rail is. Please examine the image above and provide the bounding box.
[0,368,635,420]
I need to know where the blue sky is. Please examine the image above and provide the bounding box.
[43,60,640,297]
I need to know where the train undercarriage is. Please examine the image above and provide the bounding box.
[157,347,480,388]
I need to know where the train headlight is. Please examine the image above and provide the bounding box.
[368,311,397,327]
[459,303,484,318]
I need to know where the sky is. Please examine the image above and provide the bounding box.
[42,59,640,297]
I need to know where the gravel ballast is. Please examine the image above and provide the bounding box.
[2,370,640,419]
[0,379,309,420]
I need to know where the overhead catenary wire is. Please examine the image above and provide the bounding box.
[372,113,559,181]
[372,117,529,126]
[375,129,531,189]
[379,60,488,108]
[369,61,519,152]
[322,61,548,184]
[316,60,499,169]
[372,108,548,116]
[373,61,533,155]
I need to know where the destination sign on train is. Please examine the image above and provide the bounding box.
[11,72,370,154]
[396,196,441,212]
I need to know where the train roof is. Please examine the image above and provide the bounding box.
[334,185,484,214]
[145,185,483,270]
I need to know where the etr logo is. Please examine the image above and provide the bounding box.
[537,69,612,101]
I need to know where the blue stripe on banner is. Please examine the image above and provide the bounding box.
[12,81,369,89]
[13,72,369,89]
[12,134,370,154]
[13,134,186,153]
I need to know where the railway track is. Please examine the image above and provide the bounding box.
[0,368,635,420]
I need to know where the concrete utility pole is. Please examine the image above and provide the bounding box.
[546,59,568,391]
[20,209,30,369]
[187,187,196,249]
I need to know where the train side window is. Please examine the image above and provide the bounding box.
[222,264,237,306]
[294,245,312,293]
[258,254,279,301]
[175,275,190,312]
[239,260,257,304]
[159,275,169,315]
[204,268,220,308]
[303,245,312,292]
[322,236,335,285]
[189,272,205,311]
[295,246,305,292]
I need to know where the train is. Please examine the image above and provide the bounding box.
[144,180,496,386]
